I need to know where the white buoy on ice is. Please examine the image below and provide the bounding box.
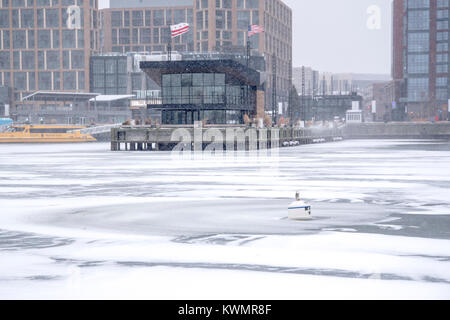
[288,192,312,220]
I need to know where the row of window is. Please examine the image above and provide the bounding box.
[407,76,449,101]
[0,7,88,29]
[407,10,450,31]
[0,0,87,8]
[111,27,193,46]
[408,0,450,8]
[111,9,193,28]
[9,71,84,91]
[0,50,84,70]
[110,44,193,54]
[162,109,246,125]
[0,29,84,50]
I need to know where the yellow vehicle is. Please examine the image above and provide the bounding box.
[0,124,96,143]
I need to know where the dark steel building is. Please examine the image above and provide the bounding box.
[140,58,264,125]
[393,0,450,121]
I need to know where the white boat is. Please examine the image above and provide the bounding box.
[288,192,312,220]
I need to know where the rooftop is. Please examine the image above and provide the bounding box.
[22,92,100,102]
[140,59,261,87]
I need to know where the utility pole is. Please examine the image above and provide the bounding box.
[272,54,277,125]
[301,66,305,122]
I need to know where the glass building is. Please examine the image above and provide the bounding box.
[141,59,263,125]
[393,0,450,120]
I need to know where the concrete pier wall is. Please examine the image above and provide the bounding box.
[343,123,450,139]
[111,125,344,151]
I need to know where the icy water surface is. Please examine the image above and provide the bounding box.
[0,140,449,299]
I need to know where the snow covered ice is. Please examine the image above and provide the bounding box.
[0,140,449,299]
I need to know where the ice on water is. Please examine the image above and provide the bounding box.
[0,140,449,299]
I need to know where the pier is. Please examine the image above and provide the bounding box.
[110,123,344,152]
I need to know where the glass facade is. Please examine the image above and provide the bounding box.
[162,72,254,108]
[403,0,450,112]
[156,68,257,125]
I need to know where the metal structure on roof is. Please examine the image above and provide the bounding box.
[140,60,261,87]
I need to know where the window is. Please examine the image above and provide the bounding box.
[408,54,429,74]
[38,72,52,90]
[0,52,10,69]
[0,10,9,28]
[78,71,84,90]
[408,77,428,101]
[111,11,122,27]
[71,50,83,69]
[436,87,448,100]
[3,31,10,49]
[132,11,143,27]
[62,30,76,48]
[162,73,226,105]
[408,10,429,31]
[408,0,430,9]
[22,51,35,69]
[21,9,35,28]
[119,28,130,45]
[46,51,60,69]
[37,30,51,49]
[437,42,448,51]
[237,11,250,29]
[14,72,27,91]
[140,28,151,44]
[29,72,35,90]
[53,30,60,48]
[46,8,59,28]
[13,30,26,49]
[153,10,164,26]
[63,71,76,90]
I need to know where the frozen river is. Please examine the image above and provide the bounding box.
[0,140,449,299]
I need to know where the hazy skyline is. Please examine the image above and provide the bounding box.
[99,0,392,75]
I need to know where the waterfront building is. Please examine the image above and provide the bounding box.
[100,0,291,116]
[15,91,132,124]
[393,0,450,121]
[0,0,101,111]
[140,57,264,125]
[193,0,292,114]
[291,93,363,122]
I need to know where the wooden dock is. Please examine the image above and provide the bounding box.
[111,123,343,152]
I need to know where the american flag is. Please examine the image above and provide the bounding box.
[248,24,264,36]
[171,23,190,38]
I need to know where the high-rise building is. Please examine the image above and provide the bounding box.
[0,0,100,108]
[194,0,292,113]
[292,66,319,97]
[393,0,450,121]
[100,0,194,54]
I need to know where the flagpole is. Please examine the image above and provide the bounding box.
[168,39,172,62]
[246,27,250,68]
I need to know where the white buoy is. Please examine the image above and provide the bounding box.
[288,192,312,220]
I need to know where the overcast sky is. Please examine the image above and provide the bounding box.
[99,0,392,75]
